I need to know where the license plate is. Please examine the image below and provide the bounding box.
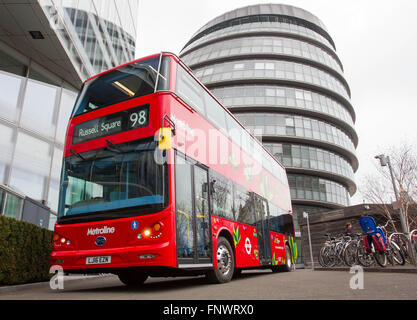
[86,256,111,265]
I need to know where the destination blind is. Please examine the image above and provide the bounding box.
[72,104,150,145]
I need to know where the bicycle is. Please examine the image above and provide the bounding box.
[391,229,417,265]
[343,233,363,267]
[356,235,375,267]
[379,221,405,266]
[318,233,354,267]
[359,216,388,267]
[318,234,337,267]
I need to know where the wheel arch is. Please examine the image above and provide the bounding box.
[217,228,235,253]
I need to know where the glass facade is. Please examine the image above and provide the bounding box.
[184,36,343,74]
[0,0,138,229]
[235,112,356,153]
[39,0,138,81]
[193,59,350,100]
[0,64,77,228]
[211,85,354,126]
[180,4,358,221]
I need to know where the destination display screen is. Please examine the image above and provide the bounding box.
[72,104,150,145]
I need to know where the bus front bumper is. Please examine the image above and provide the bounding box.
[50,241,176,272]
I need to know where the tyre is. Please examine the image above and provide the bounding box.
[282,244,293,272]
[271,266,280,273]
[335,243,345,266]
[206,236,235,284]
[319,245,334,267]
[388,242,405,266]
[356,240,374,267]
[117,270,148,286]
[233,268,243,278]
[343,242,358,267]
[318,247,326,268]
[374,251,387,267]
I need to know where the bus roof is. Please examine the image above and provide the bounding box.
[82,52,287,172]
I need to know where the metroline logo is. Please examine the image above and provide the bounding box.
[86,226,115,236]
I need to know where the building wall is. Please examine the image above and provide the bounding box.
[0,0,139,229]
[180,4,358,222]
[0,42,78,229]
[298,204,408,267]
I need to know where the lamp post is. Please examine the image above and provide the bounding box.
[374,154,408,233]
[303,212,314,270]
[375,154,416,265]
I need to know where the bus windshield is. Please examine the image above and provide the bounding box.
[58,140,166,221]
[72,55,170,117]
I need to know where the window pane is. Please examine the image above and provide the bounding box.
[194,166,210,259]
[176,65,205,116]
[205,93,227,131]
[9,132,52,201]
[3,192,23,220]
[210,171,234,221]
[175,154,194,259]
[0,72,22,122]
[235,186,254,225]
[56,89,77,144]
[47,148,63,211]
[0,123,15,184]
[20,80,57,138]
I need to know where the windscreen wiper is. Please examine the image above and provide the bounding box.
[70,149,86,161]
[106,139,123,153]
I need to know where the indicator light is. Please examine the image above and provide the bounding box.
[153,223,161,232]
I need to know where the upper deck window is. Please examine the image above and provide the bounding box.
[72,56,170,117]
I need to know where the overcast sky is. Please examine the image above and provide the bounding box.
[135,0,417,205]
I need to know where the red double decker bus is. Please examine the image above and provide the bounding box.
[51,52,297,285]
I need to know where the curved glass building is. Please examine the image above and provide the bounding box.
[180,4,358,220]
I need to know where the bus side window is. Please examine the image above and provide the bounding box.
[175,65,206,116]
[234,186,255,226]
[174,153,194,258]
[268,202,279,233]
[209,171,234,221]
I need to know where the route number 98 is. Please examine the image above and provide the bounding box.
[129,109,148,128]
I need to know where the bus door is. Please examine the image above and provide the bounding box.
[254,195,272,265]
[175,152,212,267]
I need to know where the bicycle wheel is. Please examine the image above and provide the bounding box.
[343,241,358,267]
[374,251,387,267]
[318,246,328,267]
[356,240,374,267]
[392,235,411,263]
[335,243,345,266]
[388,241,405,265]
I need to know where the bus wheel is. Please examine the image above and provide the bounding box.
[271,266,280,273]
[233,268,243,278]
[282,245,294,272]
[117,270,148,286]
[207,236,234,284]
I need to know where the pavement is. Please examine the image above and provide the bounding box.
[315,265,417,273]
[0,268,416,300]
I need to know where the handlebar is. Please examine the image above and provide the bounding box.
[383,220,391,228]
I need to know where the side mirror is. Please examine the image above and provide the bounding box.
[158,127,172,150]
